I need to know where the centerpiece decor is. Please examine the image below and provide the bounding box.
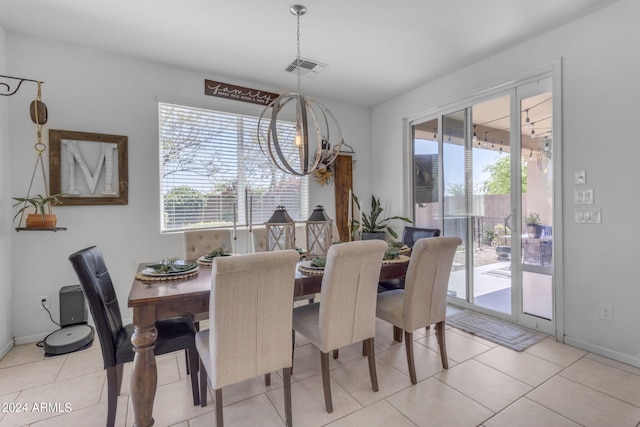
[265,205,296,251]
[305,205,333,257]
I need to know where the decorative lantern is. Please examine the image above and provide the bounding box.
[306,205,333,257]
[265,205,296,251]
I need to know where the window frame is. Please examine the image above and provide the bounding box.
[157,98,309,234]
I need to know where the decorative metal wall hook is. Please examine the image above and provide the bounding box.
[0,74,44,97]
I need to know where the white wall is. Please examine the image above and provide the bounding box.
[6,34,371,342]
[0,25,14,357]
[372,0,640,366]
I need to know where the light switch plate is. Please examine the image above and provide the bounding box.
[575,170,586,185]
[574,189,594,204]
[575,207,601,223]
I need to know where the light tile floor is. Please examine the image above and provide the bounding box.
[2,318,640,427]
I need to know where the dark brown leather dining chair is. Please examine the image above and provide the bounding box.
[68,246,200,427]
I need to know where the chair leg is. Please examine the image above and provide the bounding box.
[215,388,224,427]
[332,349,339,359]
[320,351,333,413]
[199,358,208,407]
[188,348,200,406]
[365,338,379,392]
[106,366,118,427]
[185,349,190,375]
[435,321,449,369]
[264,373,271,386]
[404,331,417,384]
[393,326,403,342]
[283,367,293,427]
[362,341,367,356]
[115,364,123,396]
[291,329,295,375]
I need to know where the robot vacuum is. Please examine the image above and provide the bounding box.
[43,324,94,356]
[42,285,95,356]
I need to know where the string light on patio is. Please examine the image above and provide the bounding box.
[257,4,343,176]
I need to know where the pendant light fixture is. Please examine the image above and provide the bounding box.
[257,4,343,176]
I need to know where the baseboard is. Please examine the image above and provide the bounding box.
[14,331,53,346]
[564,336,640,369]
[0,338,14,360]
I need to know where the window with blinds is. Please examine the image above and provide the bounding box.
[159,102,309,233]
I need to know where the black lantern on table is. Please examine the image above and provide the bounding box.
[265,205,296,251]
[306,205,333,257]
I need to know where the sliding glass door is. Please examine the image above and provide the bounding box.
[411,76,556,334]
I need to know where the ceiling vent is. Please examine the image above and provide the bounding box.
[284,58,327,78]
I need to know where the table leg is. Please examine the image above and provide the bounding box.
[131,306,158,427]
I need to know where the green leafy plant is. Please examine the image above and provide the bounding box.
[310,257,326,268]
[353,195,412,238]
[12,193,63,222]
[205,246,231,260]
[146,257,197,274]
[525,212,541,225]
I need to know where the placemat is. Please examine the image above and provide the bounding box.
[298,265,325,275]
[135,269,200,282]
[382,255,410,265]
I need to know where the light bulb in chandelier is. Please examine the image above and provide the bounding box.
[257,4,343,176]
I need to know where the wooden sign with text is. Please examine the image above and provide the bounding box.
[204,79,279,106]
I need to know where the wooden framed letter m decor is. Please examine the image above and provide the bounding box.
[49,129,128,205]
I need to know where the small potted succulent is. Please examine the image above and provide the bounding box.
[354,194,412,240]
[13,193,63,229]
[525,212,543,238]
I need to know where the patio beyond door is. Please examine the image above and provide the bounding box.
[411,76,555,334]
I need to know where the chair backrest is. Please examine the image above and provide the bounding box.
[68,246,122,368]
[318,240,388,352]
[401,226,441,248]
[252,228,268,252]
[402,236,462,331]
[183,229,233,259]
[208,250,300,389]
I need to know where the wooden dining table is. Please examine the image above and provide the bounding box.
[127,257,409,427]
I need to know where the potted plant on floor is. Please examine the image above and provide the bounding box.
[525,212,543,238]
[354,194,412,240]
[13,193,63,229]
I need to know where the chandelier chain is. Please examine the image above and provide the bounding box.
[296,12,301,94]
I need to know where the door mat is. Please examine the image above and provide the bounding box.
[446,310,546,351]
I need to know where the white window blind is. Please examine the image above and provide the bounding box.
[159,102,308,233]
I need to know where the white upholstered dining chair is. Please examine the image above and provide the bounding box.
[376,236,461,384]
[183,229,233,259]
[196,250,300,427]
[292,239,388,413]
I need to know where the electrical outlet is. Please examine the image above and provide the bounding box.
[599,304,613,322]
[38,295,50,311]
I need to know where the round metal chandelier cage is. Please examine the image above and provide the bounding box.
[258,4,343,176]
